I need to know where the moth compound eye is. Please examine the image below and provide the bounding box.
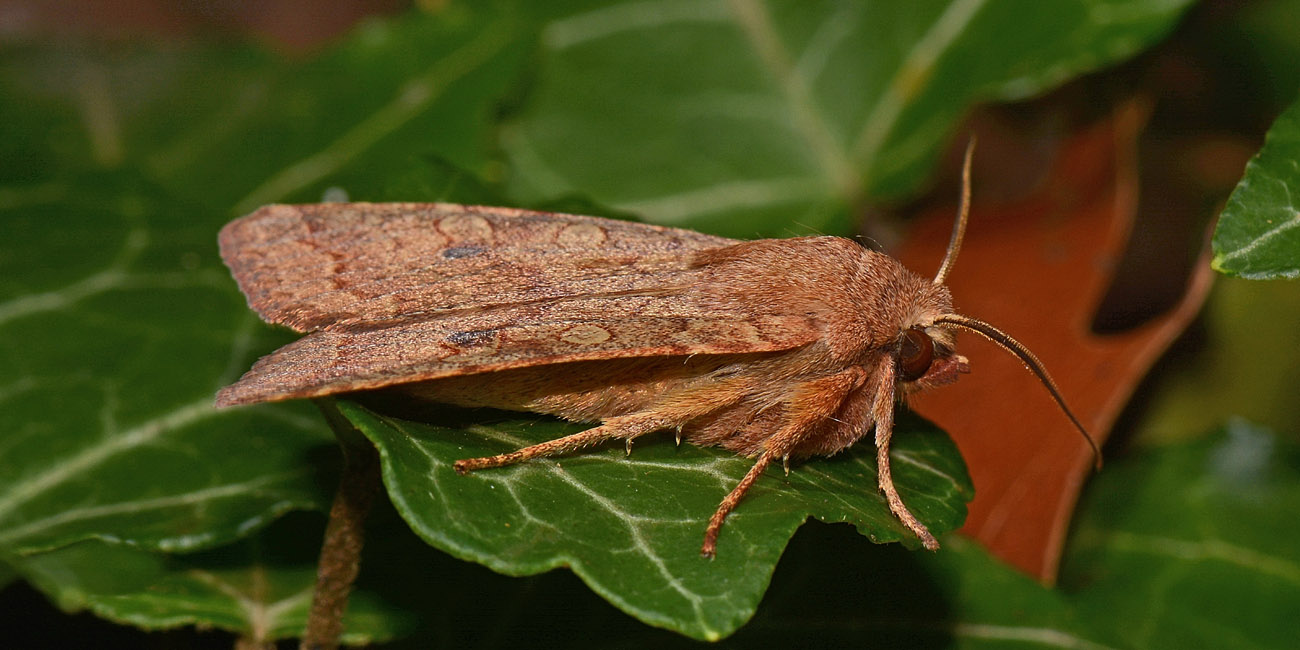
[898,326,934,381]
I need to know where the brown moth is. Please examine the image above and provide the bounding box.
[215,148,1098,557]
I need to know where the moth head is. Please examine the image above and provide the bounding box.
[903,139,1102,468]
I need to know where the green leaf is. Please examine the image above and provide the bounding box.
[368,519,1106,649]
[0,4,527,560]
[503,0,1193,236]
[0,8,527,212]
[1213,98,1300,279]
[739,530,1103,649]
[0,177,336,556]
[11,512,412,645]
[0,7,532,643]
[1130,278,1300,446]
[1061,419,1300,649]
[338,400,972,641]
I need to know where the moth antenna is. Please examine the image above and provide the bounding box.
[933,313,1102,469]
[932,138,976,285]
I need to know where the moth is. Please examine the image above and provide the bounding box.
[215,148,1097,557]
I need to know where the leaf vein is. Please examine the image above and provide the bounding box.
[546,468,713,631]
[232,23,514,214]
[1216,210,1300,263]
[726,0,854,193]
[851,0,986,172]
[1104,531,1300,585]
[0,470,309,550]
[0,398,215,524]
[617,176,827,223]
[543,0,729,50]
[951,622,1119,650]
[0,227,146,326]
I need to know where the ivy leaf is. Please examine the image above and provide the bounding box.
[504,0,1194,236]
[12,512,412,645]
[0,8,527,212]
[337,399,972,641]
[365,520,1104,649]
[0,5,526,558]
[1061,419,1300,649]
[1213,98,1300,279]
[0,177,335,556]
[0,3,529,635]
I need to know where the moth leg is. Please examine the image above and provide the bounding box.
[456,381,755,474]
[453,413,668,474]
[701,447,779,559]
[700,368,868,558]
[871,362,939,550]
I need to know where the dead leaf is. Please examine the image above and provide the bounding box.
[892,103,1213,582]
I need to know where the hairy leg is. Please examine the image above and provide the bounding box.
[871,361,938,550]
[700,367,867,557]
[454,376,756,473]
[453,413,668,473]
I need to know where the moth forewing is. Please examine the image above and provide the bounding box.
[214,203,820,408]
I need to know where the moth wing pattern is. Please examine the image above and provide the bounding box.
[216,203,822,406]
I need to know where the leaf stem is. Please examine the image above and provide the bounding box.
[301,399,382,650]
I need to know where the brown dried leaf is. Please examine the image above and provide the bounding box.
[892,105,1213,581]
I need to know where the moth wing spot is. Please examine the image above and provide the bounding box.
[560,324,612,345]
[447,328,498,348]
[729,322,764,345]
[557,223,609,247]
[442,245,485,259]
[438,214,494,242]
[684,321,764,348]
